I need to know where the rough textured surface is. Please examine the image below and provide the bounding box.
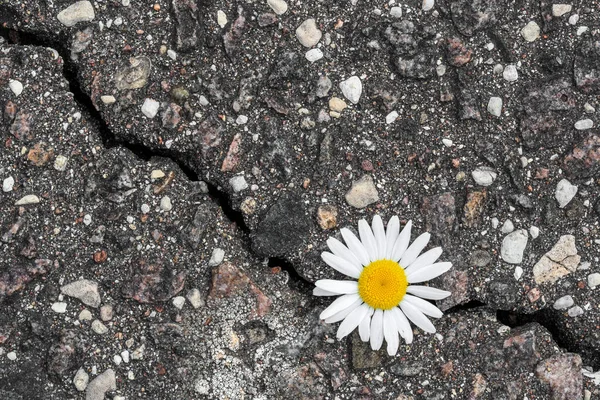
[0,0,599,398]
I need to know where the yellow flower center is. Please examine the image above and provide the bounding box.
[358,259,408,310]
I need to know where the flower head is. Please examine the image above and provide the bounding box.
[314,215,452,355]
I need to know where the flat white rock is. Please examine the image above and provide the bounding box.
[574,119,593,130]
[141,98,160,119]
[339,76,363,104]
[501,229,529,264]
[555,178,577,208]
[267,0,288,15]
[57,1,95,27]
[521,21,540,42]
[61,279,101,308]
[503,64,519,82]
[552,4,572,17]
[471,166,497,186]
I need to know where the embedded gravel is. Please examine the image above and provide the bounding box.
[1,0,599,398]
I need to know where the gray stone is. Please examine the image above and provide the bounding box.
[57,1,95,27]
[501,220,514,234]
[521,21,540,42]
[588,273,600,289]
[345,175,379,208]
[86,369,116,400]
[568,306,584,317]
[501,229,528,264]
[186,288,204,309]
[9,79,23,96]
[267,0,288,15]
[471,166,497,186]
[141,98,160,119]
[73,368,89,392]
[574,119,593,130]
[61,279,101,308]
[208,248,225,267]
[15,194,40,205]
[503,64,518,82]
[552,4,572,17]
[229,175,248,192]
[91,320,108,335]
[555,179,577,208]
[296,19,322,48]
[487,97,502,116]
[553,295,574,310]
[339,76,363,104]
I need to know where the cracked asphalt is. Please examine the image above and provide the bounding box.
[0,0,599,398]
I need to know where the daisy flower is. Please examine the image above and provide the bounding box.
[314,215,452,356]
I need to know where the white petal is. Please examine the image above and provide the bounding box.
[385,216,400,259]
[390,220,412,261]
[359,307,374,342]
[407,262,453,284]
[321,252,361,279]
[359,219,378,262]
[399,232,431,268]
[406,285,451,300]
[315,279,359,294]
[402,294,444,318]
[370,309,384,350]
[400,301,436,333]
[391,307,413,344]
[341,228,370,266]
[372,215,387,260]
[383,310,399,356]
[320,293,361,320]
[324,298,363,323]
[337,303,371,339]
[404,247,442,273]
[327,237,363,272]
[313,287,338,296]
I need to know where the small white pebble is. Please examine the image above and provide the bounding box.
[172,296,186,309]
[422,0,434,11]
[52,302,68,313]
[514,266,523,280]
[217,10,228,28]
[390,6,402,18]
[569,14,579,25]
[305,48,324,63]
[3,176,14,192]
[386,111,399,124]
[160,196,172,211]
[9,79,23,96]
[442,138,453,147]
[141,204,150,214]
[574,119,593,130]
[7,351,17,361]
[167,49,177,60]
[529,226,539,239]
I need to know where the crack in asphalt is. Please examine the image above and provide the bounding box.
[2,27,598,369]
[0,27,313,292]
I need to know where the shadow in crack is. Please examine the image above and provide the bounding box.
[497,309,599,369]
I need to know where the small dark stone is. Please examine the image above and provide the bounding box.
[172,0,201,51]
[351,331,387,369]
[389,362,424,377]
[450,0,500,36]
[252,194,312,257]
[470,250,492,267]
